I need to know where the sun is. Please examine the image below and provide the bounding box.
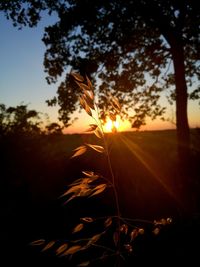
[102,115,130,133]
[103,118,119,133]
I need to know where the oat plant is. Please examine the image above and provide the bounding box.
[31,73,172,266]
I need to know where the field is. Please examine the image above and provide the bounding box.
[1,129,200,266]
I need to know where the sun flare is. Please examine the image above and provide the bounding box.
[102,115,130,133]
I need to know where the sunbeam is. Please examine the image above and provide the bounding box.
[113,133,182,207]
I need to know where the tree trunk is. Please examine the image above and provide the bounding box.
[171,39,194,212]
[171,41,190,162]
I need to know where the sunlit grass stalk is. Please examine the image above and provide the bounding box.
[30,72,173,267]
[95,104,122,263]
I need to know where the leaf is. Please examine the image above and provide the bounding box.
[77,261,90,266]
[77,82,90,91]
[71,72,84,82]
[69,177,95,186]
[80,217,94,223]
[82,171,98,178]
[83,93,95,110]
[56,243,68,255]
[84,104,92,116]
[69,177,96,186]
[42,241,56,252]
[87,233,101,246]
[62,245,82,256]
[82,87,94,97]
[71,145,87,158]
[113,232,119,246]
[77,184,92,197]
[138,228,145,235]
[85,89,94,100]
[69,178,84,186]
[73,145,86,152]
[61,184,81,197]
[81,190,92,198]
[86,75,93,91]
[82,178,92,184]
[62,184,90,202]
[30,239,45,246]
[86,124,98,132]
[111,97,121,112]
[167,217,172,224]
[94,127,103,139]
[124,244,133,253]
[63,195,76,204]
[109,112,116,121]
[160,218,167,225]
[104,217,112,228]
[72,223,84,234]
[120,224,128,234]
[79,96,86,109]
[87,144,104,153]
[90,184,107,197]
[130,229,138,241]
[83,178,95,185]
[113,97,121,109]
[154,219,167,226]
[153,227,160,235]
[94,184,107,190]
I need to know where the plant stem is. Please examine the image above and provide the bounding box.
[95,104,122,265]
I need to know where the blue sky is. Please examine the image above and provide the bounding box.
[0,12,59,123]
[0,11,199,132]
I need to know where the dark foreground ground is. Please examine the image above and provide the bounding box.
[0,129,200,266]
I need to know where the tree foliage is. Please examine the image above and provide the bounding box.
[0,103,64,136]
[1,0,199,128]
[0,104,42,136]
[45,122,63,135]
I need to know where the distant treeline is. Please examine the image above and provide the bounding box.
[0,103,63,137]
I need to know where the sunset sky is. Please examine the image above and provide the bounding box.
[0,12,199,133]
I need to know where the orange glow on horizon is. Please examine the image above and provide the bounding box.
[62,106,200,134]
[102,115,131,133]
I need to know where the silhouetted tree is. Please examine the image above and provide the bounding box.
[1,0,199,167]
[0,104,41,136]
[45,122,63,135]
[0,104,8,135]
